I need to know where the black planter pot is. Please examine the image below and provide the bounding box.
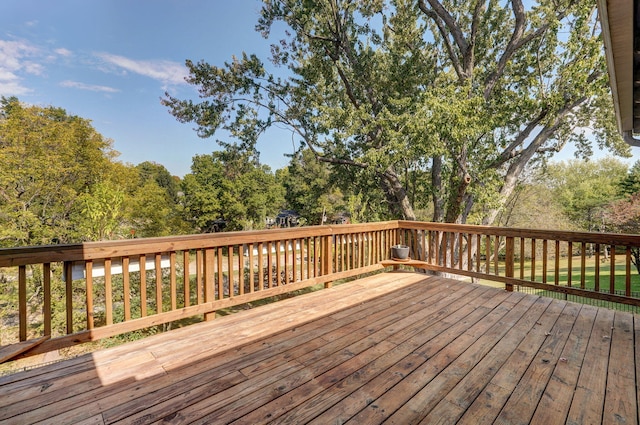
[391,244,410,260]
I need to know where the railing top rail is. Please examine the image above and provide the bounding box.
[398,220,640,246]
[0,221,400,267]
[4,219,640,268]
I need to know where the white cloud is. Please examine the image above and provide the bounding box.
[60,80,120,93]
[0,39,39,95]
[55,48,72,57]
[95,52,187,86]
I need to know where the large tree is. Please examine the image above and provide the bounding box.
[0,97,118,246]
[181,148,284,231]
[544,158,627,231]
[164,0,628,225]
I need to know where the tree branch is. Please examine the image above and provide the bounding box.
[418,0,466,80]
[483,0,526,99]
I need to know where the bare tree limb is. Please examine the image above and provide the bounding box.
[418,0,466,80]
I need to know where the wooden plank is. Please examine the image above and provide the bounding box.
[4,352,167,424]
[493,302,581,424]
[352,291,532,424]
[306,290,519,425]
[127,276,441,424]
[424,296,554,424]
[190,283,487,423]
[530,305,599,423]
[18,265,27,341]
[566,307,616,425]
[603,312,637,424]
[0,336,50,364]
[2,272,638,424]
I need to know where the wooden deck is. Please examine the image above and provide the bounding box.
[1,271,638,424]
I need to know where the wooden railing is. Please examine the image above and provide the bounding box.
[0,222,398,360]
[2,220,640,361]
[396,221,640,309]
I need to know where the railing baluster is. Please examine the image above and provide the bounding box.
[266,242,273,288]
[505,237,514,292]
[626,247,631,296]
[196,250,203,304]
[170,252,177,310]
[155,254,162,314]
[610,245,616,294]
[258,242,264,290]
[123,257,131,320]
[520,237,525,280]
[217,246,224,298]
[276,241,282,286]
[494,236,500,275]
[105,259,113,325]
[140,255,147,317]
[204,248,215,321]
[530,239,536,281]
[542,240,548,284]
[183,251,190,307]
[248,243,255,293]
[227,245,234,294]
[238,245,245,295]
[554,241,560,286]
[43,263,51,337]
[567,242,573,287]
[476,234,481,273]
[580,242,586,289]
[18,265,26,341]
[86,261,94,329]
[451,233,456,269]
[64,261,73,334]
[595,243,601,292]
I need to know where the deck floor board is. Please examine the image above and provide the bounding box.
[1,271,638,424]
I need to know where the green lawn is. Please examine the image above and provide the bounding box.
[481,255,640,313]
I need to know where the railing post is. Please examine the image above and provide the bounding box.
[505,237,514,292]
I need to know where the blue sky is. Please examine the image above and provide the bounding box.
[0,1,636,178]
[0,0,294,177]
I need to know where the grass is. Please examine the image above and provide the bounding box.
[479,254,640,313]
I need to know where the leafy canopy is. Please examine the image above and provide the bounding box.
[165,0,629,224]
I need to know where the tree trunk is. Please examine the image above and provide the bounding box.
[380,166,416,220]
[431,155,445,222]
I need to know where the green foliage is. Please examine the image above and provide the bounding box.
[543,158,628,231]
[164,0,629,225]
[618,160,640,197]
[181,147,284,231]
[0,97,117,246]
[77,182,125,241]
